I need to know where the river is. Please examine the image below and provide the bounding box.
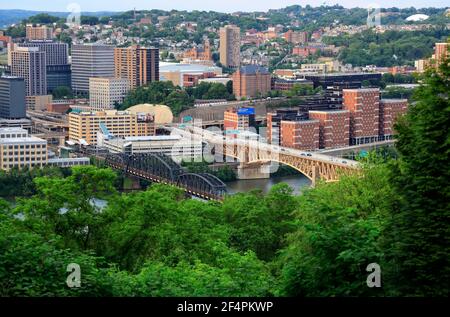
[226,174,311,195]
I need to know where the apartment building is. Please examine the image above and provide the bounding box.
[114,45,159,90]
[343,88,380,145]
[89,77,130,111]
[232,65,271,98]
[0,127,47,171]
[219,25,241,68]
[284,30,308,44]
[379,99,408,140]
[68,110,155,145]
[26,24,53,40]
[309,110,350,148]
[280,119,320,151]
[434,42,449,68]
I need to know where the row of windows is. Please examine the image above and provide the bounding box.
[2,144,46,150]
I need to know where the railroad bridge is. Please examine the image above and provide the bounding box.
[104,152,227,201]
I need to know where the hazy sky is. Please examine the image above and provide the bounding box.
[1,0,449,13]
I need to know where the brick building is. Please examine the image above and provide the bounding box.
[224,107,256,136]
[232,65,271,99]
[309,110,350,149]
[182,72,216,87]
[280,120,320,151]
[284,30,308,44]
[343,88,380,145]
[379,99,408,140]
[292,46,318,57]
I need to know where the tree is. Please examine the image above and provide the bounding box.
[382,47,450,296]
[52,86,73,99]
[277,162,394,296]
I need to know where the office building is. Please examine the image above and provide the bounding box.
[219,25,241,68]
[89,77,130,111]
[18,41,71,93]
[232,65,271,98]
[343,88,380,145]
[69,110,155,145]
[71,44,115,95]
[309,110,350,148]
[379,99,408,140]
[0,77,26,119]
[280,119,320,151]
[0,127,47,171]
[10,47,47,96]
[26,24,53,40]
[114,45,159,90]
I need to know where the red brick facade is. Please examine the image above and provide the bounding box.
[379,99,408,137]
[309,110,350,149]
[280,120,320,150]
[343,88,380,144]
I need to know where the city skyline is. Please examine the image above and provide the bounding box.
[1,0,449,13]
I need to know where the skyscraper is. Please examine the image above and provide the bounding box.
[219,25,241,68]
[10,47,47,96]
[18,40,71,93]
[71,44,115,95]
[0,77,26,119]
[114,45,159,90]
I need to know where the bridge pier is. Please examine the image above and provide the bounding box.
[237,162,270,180]
[311,165,320,188]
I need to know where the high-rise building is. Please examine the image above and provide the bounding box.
[10,47,47,96]
[379,99,408,140]
[0,127,48,171]
[89,77,130,111]
[309,110,350,148]
[343,88,380,145]
[69,110,155,145]
[114,45,159,90]
[280,119,320,151]
[219,25,241,68]
[0,77,26,119]
[232,65,271,98]
[71,44,115,95]
[18,41,71,93]
[434,42,449,68]
[26,24,53,40]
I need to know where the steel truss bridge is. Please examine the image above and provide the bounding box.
[104,152,227,201]
[170,126,361,186]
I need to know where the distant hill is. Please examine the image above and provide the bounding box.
[0,9,119,28]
